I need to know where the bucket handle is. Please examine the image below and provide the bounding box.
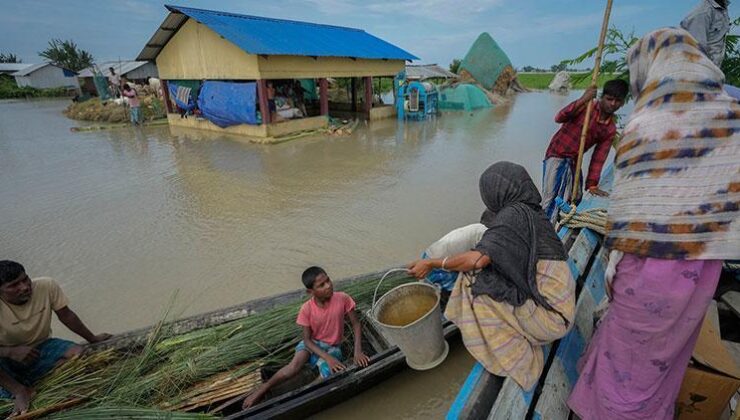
[371,268,411,313]
[370,268,440,314]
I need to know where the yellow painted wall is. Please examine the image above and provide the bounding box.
[267,116,328,136]
[167,114,328,139]
[157,19,260,79]
[369,105,396,121]
[156,18,405,80]
[167,114,267,137]
[257,56,405,78]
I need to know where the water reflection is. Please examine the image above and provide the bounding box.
[0,94,571,334]
[1,91,626,417]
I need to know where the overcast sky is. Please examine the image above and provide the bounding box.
[2,0,738,69]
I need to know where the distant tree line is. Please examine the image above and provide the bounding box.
[519,64,592,73]
[449,59,461,74]
[39,39,94,71]
[0,38,94,99]
[562,21,740,86]
[0,52,21,63]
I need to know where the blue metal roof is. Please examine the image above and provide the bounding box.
[160,5,418,61]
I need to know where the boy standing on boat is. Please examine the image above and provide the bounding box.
[242,266,370,408]
[541,79,629,224]
[0,260,111,416]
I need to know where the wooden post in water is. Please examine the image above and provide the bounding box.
[257,79,270,125]
[161,80,172,114]
[319,78,329,116]
[364,76,373,116]
[571,0,613,201]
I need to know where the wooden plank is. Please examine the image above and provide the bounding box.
[161,80,172,113]
[257,79,270,125]
[566,228,600,282]
[721,291,740,318]
[364,76,373,113]
[446,364,503,420]
[319,78,329,116]
[532,247,608,420]
[487,346,552,420]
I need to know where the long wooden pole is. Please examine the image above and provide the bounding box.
[571,0,614,201]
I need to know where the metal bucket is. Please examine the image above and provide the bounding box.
[371,282,449,370]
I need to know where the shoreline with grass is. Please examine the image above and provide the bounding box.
[0,76,71,99]
[516,72,616,90]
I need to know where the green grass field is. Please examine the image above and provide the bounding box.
[517,73,615,90]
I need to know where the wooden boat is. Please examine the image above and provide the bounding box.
[446,167,614,420]
[227,322,459,419]
[82,268,459,419]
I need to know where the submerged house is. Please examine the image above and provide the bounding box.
[137,5,418,138]
[12,63,79,91]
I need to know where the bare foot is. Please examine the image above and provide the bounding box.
[10,386,35,417]
[242,390,265,409]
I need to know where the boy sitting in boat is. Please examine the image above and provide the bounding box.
[242,266,370,408]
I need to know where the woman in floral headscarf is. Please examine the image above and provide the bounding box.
[568,27,740,420]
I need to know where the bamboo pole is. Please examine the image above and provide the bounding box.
[571,0,614,201]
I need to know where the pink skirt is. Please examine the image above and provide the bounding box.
[567,254,721,420]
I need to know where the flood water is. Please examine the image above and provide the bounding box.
[1,92,626,417]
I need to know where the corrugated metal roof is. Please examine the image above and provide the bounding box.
[137,5,418,62]
[12,63,51,76]
[406,64,458,80]
[78,61,150,78]
[0,63,33,73]
[12,62,77,77]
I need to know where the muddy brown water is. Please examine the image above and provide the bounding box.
[0,92,630,417]
[378,291,438,327]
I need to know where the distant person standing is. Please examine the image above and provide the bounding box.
[681,0,731,67]
[541,80,628,224]
[122,84,141,125]
[108,67,121,98]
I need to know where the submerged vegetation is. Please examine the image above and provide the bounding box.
[64,96,166,123]
[0,272,413,419]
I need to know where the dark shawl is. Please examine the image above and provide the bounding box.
[472,162,567,312]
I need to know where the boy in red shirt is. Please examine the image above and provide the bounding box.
[541,79,628,224]
[243,266,369,408]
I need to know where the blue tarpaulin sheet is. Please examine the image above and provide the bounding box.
[197,81,257,127]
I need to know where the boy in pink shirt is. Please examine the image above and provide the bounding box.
[243,266,369,408]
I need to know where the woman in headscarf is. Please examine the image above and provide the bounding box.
[567,28,740,420]
[408,161,575,390]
